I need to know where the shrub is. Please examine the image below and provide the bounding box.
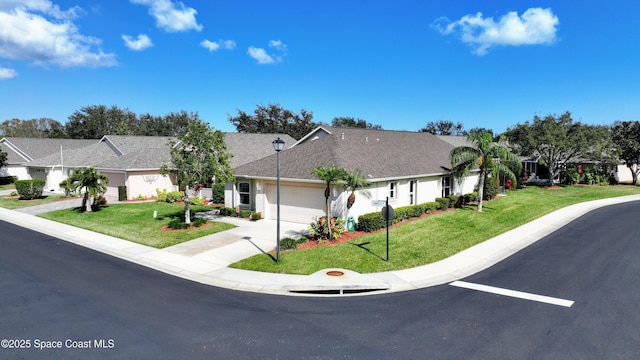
[479,177,499,200]
[308,216,344,241]
[435,197,450,210]
[166,191,183,203]
[423,202,439,213]
[564,168,580,185]
[356,212,387,232]
[390,205,413,220]
[280,237,304,250]
[118,185,127,201]
[211,181,225,203]
[239,209,252,218]
[59,179,73,196]
[168,217,189,230]
[91,195,108,211]
[218,207,237,216]
[193,217,207,227]
[15,179,46,200]
[156,188,167,202]
[136,194,146,200]
[190,196,205,206]
[250,212,262,220]
[446,195,459,208]
[463,192,478,204]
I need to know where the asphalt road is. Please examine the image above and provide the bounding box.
[1,201,639,359]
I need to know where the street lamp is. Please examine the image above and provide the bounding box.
[272,137,285,262]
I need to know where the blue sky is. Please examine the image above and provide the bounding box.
[1,1,639,135]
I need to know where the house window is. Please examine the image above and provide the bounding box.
[442,177,451,197]
[238,182,250,206]
[389,182,398,199]
[409,180,416,205]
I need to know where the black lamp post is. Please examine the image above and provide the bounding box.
[272,137,285,262]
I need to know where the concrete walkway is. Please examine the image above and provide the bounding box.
[1,193,640,297]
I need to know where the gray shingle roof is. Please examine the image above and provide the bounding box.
[224,133,296,168]
[0,138,97,165]
[233,127,455,181]
[97,135,176,170]
[1,133,301,172]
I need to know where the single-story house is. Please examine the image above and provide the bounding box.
[228,126,479,224]
[1,133,295,201]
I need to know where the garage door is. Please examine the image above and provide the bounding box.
[102,171,125,202]
[266,184,325,224]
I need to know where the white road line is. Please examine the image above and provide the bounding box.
[450,281,575,308]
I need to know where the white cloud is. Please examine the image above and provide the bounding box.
[200,39,235,52]
[247,40,287,64]
[0,0,81,20]
[131,0,202,32]
[433,8,559,55]
[0,67,18,79]
[122,34,153,51]
[0,1,117,67]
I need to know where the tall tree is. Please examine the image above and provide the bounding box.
[420,120,468,136]
[450,131,519,212]
[331,117,383,129]
[228,103,319,140]
[0,118,64,138]
[0,149,7,168]
[137,111,198,136]
[161,120,233,224]
[68,167,109,212]
[65,105,137,139]
[312,164,348,239]
[505,112,596,185]
[611,121,640,185]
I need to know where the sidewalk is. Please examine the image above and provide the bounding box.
[1,194,640,297]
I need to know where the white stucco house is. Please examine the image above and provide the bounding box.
[227,126,479,224]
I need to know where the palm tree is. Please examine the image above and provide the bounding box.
[312,164,348,239]
[68,167,109,212]
[345,168,371,210]
[449,131,519,212]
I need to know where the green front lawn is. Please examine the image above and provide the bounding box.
[0,194,70,209]
[231,185,640,274]
[0,184,16,191]
[39,202,235,248]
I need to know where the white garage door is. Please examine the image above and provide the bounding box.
[266,184,325,224]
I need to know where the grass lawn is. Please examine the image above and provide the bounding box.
[0,194,70,209]
[39,202,235,248]
[0,184,16,191]
[231,185,640,275]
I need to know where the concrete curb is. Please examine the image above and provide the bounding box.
[2,194,639,297]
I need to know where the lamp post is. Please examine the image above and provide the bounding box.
[272,137,285,262]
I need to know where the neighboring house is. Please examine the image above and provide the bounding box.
[0,136,178,200]
[228,127,479,224]
[0,133,296,201]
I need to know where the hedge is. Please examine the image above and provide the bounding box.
[15,179,46,200]
[356,200,441,233]
[118,186,127,201]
